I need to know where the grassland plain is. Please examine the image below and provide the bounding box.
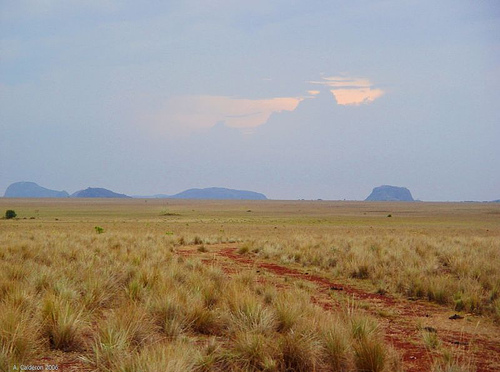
[0,198,499,372]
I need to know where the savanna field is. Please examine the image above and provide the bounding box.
[0,199,499,372]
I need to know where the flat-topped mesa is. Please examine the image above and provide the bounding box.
[365,185,414,201]
[168,187,267,200]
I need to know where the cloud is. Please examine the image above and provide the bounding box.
[330,87,384,105]
[309,75,384,105]
[142,95,302,136]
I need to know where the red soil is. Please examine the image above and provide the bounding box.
[200,244,500,372]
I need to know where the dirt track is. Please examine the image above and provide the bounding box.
[179,243,500,372]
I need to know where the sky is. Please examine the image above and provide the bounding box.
[1,1,499,201]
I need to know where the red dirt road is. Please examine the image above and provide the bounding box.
[179,244,500,372]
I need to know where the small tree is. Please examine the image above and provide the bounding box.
[5,210,17,219]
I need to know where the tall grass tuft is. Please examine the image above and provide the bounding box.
[128,342,200,372]
[353,336,386,372]
[274,292,305,333]
[41,295,85,351]
[230,332,278,371]
[150,294,188,339]
[228,294,277,334]
[322,322,352,371]
[349,314,386,372]
[91,305,156,370]
[0,302,40,366]
[280,329,323,372]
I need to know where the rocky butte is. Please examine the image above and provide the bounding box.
[365,185,414,201]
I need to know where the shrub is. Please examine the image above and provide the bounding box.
[5,210,17,219]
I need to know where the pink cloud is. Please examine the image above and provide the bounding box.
[144,95,302,136]
[330,88,384,105]
[309,75,384,105]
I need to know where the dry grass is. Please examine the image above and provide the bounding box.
[252,234,500,316]
[1,199,498,371]
[0,228,397,371]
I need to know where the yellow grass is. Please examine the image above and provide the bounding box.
[0,198,499,371]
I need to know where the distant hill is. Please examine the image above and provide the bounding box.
[365,185,414,201]
[4,182,69,198]
[167,187,267,200]
[71,187,131,198]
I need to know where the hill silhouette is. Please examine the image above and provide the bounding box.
[168,187,267,200]
[365,185,414,201]
[4,182,69,198]
[71,187,131,198]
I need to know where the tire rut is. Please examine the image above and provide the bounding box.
[209,245,500,372]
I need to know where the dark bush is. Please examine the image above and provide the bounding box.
[5,210,17,219]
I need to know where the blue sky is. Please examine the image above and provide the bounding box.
[1,1,499,200]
